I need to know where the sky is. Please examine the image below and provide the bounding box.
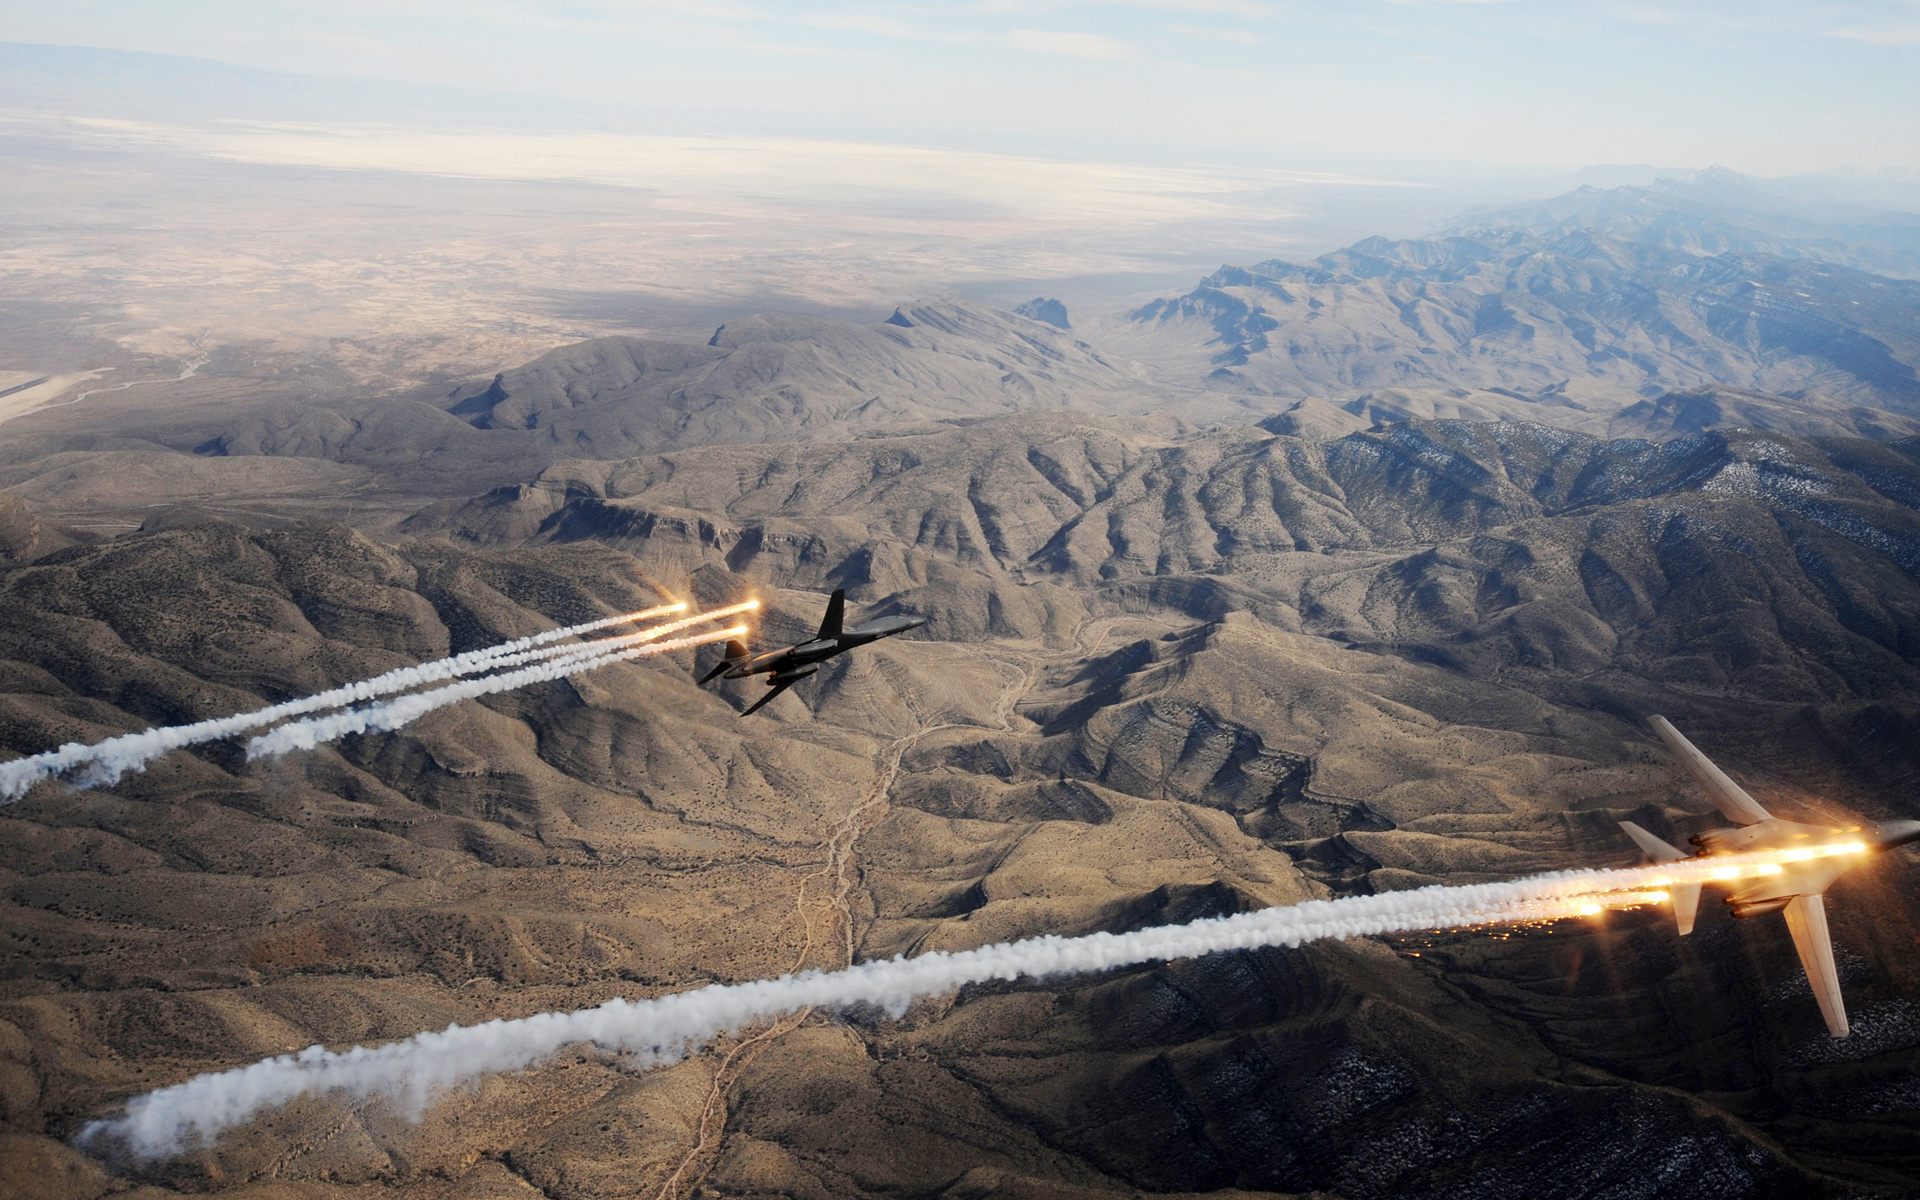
[2,2,1919,176]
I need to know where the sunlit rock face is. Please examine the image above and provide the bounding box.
[1120,231,1920,426]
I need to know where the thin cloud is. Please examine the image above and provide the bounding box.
[1827,23,1920,44]
[979,0,1270,12]
[1068,0,1273,13]
[1008,29,1137,59]
[800,13,933,40]
[1167,22,1264,42]
[294,31,402,56]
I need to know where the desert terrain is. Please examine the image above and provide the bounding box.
[5,50,1920,1198]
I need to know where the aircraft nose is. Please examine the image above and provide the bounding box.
[1873,819,1920,850]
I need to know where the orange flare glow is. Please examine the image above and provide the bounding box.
[637,600,759,640]
[1684,841,1871,882]
[617,626,747,659]
[629,602,690,621]
[544,604,761,662]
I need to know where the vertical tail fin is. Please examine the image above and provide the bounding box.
[1668,882,1701,937]
[816,589,845,640]
[1620,820,1700,936]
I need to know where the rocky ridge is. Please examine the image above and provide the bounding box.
[1,408,1916,1194]
[1120,232,1920,422]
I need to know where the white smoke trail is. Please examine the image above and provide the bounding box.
[59,624,673,791]
[80,854,1787,1162]
[0,602,733,802]
[244,626,747,760]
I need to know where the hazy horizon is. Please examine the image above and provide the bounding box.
[4,20,1920,411]
[5,1,1920,177]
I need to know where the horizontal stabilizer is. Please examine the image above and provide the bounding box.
[1648,716,1772,826]
[1620,822,1697,935]
[1619,820,1687,863]
[698,639,750,685]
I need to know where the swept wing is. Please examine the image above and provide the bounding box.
[741,678,796,716]
[1782,895,1849,1038]
[1647,715,1772,825]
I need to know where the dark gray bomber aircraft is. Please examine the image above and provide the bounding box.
[699,589,926,715]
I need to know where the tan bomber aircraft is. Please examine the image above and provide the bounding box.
[1621,716,1920,1038]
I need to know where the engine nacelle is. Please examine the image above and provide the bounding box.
[769,663,820,686]
[1726,895,1794,919]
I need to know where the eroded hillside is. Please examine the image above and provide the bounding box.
[4,410,1920,1197]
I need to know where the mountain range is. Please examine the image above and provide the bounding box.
[6,175,1920,1198]
[1121,229,1920,428]
[1449,166,1920,280]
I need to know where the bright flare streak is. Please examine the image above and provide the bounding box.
[0,603,693,802]
[84,857,1794,1163]
[1492,889,1668,922]
[1782,841,1867,859]
[1583,890,1670,908]
[620,600,758,646]
[628,602,690,622]
[482,601,759,667]
[245,627,748,761]
[1685,842,1870,880]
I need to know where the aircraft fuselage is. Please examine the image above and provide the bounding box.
[727,615,926,681]
[1697,817,1920,914]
